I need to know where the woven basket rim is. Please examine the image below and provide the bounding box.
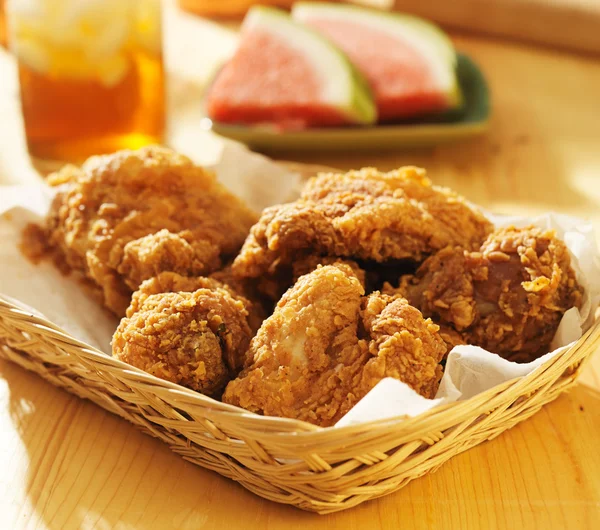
[1,292,597,437]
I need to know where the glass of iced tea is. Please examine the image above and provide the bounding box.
[7,0,165,163]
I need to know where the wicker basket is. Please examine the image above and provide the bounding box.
[0,294,598,514]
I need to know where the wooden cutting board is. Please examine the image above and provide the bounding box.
[392,0,600,55]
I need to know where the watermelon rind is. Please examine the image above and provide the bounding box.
[293,2,463,110]
[243,6,377,125]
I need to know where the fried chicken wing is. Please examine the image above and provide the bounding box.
[112,280,254,396]
[390,226,583,362]
[222,264,446,426]
[232,167,492,296]
[43,146,257,316]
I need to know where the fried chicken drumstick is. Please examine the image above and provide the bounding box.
[232,167,492,300]
[389,226,583,362]
[41,146,257,316]
[222,264,446,427]
[112,272,256,396]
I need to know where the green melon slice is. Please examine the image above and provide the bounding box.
[293,2,462,121]
[206,6,377,129]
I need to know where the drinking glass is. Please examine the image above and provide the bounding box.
[7,0,165,162]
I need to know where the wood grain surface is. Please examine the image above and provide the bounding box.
[1,4,600,529]
[392,0,600,55]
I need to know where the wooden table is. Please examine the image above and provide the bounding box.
[1,7,600,530]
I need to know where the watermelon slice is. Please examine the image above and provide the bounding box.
[206,7,376,129]
[293,3,462,121]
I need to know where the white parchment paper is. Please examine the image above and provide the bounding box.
[1,145,598,428]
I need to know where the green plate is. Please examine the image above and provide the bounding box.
[204,53,490,152]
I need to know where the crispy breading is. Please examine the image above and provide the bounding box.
[291,255,366,287]
[232,167,492,293]
[129,271,264,335]
[117,229,222,292]
[390,226,583,362]
[43,146,257,316]
[112,286,253,396]
[222,264,446,426]
[246,253,367,302]
[208,265,270,329]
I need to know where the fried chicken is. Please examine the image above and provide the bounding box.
[232,167,492,297]
[389,226,583,362]
[42,146,257,316]
[112,275,255,396]
[127,270,265,336]
[207,266,270,331]
[291,255,366,288]
[222,264,446,427]
[248,254,367,302]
